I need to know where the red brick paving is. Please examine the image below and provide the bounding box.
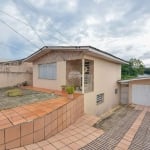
[0,86,80,129]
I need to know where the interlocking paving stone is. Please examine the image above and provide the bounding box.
[129,112,150,150]
[80,110,141,150]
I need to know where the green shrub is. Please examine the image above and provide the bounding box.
[66,86,74,94]
[6,89,23,97]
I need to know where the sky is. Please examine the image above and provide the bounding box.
[0,0,150,66]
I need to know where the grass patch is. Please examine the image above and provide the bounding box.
[6,88,23,97]
[0,87,59,110]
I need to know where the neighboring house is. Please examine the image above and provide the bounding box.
[25,46,127,115]
[119,77,150,106]
[0,59,32,88]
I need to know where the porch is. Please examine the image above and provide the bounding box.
[66,59,94,93]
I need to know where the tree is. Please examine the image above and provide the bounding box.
[130,58,144,74]
[121,58,144,79]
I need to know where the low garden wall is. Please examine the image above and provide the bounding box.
[0,61,32,88]
[0,72,32,88]
[0,95,84,150]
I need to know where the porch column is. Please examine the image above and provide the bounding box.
[82,59,85,94]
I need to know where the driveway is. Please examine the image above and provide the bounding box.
[81,105,150,150]
[11,105,150,150]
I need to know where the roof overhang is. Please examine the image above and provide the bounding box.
[86,47,128,64]
[24,46,128,64]
[118,77,150,84]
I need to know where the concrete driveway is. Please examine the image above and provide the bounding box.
[12,105,150,150]
[81,105,150,150]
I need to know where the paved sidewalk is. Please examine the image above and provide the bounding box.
[80,105,149,150]
[80,109,141,150]
[114,108,146,150]
[128,111,150,150]
[11,105,150,150]
[11,115,104,150]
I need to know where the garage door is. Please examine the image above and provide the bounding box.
[132,85,150,106]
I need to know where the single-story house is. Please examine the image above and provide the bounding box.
[119,77,150,106]
[24,46,127,115]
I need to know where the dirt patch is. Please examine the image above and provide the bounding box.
[0,87,58,110]
[93,105,135,131]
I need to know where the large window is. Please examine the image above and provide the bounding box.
[38,63,57,80]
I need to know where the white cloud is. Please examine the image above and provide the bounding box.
[29,0,47,8]
[93,0,105,4]
[29,0,78,12]
[142,59,150,67]
[85,16,101,25]
[105,12,124,22]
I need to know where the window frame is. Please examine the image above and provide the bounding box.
[84,59,94,93]
[38,62,57,80]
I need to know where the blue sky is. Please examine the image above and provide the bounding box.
[0,0,150,66]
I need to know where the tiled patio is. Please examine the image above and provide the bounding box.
[0,87,84,150]
[11,115,104,150]
[0,86,81,129]
[0,97,67,128]
[9,105,150,150]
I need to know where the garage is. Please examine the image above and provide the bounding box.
[119,77,150,106]
[132,84,150,106]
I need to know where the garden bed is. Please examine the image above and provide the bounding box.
[94,105,135,131]
[0,87,58,110]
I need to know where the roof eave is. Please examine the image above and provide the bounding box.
[24,46,47,62]
[24,46,86,62]
[88,47,128,64]
[24,46,128,64]
[118,77,150,84]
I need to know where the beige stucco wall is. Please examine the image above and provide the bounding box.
[0,62,32,73]
[33,51,83,90]
[0,73,32,88]
[0,62,32,88]
[84,55,121,116]
[128,79,150,104]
